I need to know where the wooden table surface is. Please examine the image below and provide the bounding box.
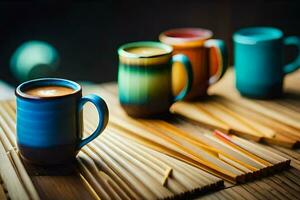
[1,69,300,200]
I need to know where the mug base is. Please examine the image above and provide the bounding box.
[18,143,78,166]
[239,91,283,99]
[121,104,172,118]
[184,93,210,102]
[237,82,283,99]
[182,84,209,101]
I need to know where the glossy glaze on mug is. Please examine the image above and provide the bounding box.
[118,41,193,117]
[16,78,109,165]
[159,28,227,100]
[16,79,82,164]
[233,27,300,98]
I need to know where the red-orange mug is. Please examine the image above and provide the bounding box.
[159,28,228,100]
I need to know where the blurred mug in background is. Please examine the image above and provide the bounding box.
[10,40,59,82]
[233,27,300,98]
[118,41,193,117]
[159,28,228,100]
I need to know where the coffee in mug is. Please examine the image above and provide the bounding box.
[125,46,168,56]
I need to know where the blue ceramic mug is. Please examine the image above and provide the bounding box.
[16,78,109,165]
[233,27,300,98]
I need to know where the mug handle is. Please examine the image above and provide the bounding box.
[204,39,228,85]
[172,54,193,101]
[283,36,300,74]
[77,94,109,150]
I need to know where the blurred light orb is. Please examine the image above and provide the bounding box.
[10,40,59,82]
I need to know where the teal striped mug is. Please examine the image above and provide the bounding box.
[118,41,193,117]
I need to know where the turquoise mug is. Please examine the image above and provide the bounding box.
[118,41,193,117]
[16,78,109,165]
[233,27,300,98]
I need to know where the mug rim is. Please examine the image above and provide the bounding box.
[16,78,82,100]
[159,28,213,46]
[118,41,173,58]
[233,27,283,44]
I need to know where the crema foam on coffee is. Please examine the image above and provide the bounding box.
[126,47,167,57]
[25,86,75,97]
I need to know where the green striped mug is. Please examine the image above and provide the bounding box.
[118,41,193,118]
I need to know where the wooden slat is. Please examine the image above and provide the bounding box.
[271,175,300,198]
[0,177,7,200]
[31,176,95,200]
[0,141,30,200]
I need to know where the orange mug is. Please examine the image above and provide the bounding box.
[159,28,228,100]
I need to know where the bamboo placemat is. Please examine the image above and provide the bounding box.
[0,70,296,199]
[171,68,300,148]
[0,95,291,199]
[83,85,290,184]
[0,101,223,200]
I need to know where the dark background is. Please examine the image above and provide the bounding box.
[0,0,299,85]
